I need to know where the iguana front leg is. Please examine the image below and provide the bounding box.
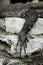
[16,34,28,57]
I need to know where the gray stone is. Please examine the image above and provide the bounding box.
[0,18,5,32]
[0,35,18,52]
[29,18,43,34]
[7,60,22,65]
[26,37,43,55]
[0,58,5,65]
[0,35,43,56]
[5,17,25,33]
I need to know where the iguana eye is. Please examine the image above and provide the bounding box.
[29,26,31,29]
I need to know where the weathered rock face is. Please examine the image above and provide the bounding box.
[0,35,43,56]
[0,2,43,18]
[0,35,18,51]
[29,18,43,34]
[0,17,43,57]
[0,3,30,17]
[5,17,25,33]
[0,1,43,65]
[0,17,43,65]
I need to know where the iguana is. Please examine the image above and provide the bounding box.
[16,8,38,57]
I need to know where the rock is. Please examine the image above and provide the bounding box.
[0,35,18,51]
[3,58,10,65]
[0,35,43,57]
[0,18,5,32]
[5,17,25,33]
[0,3,30,17]
[7,60,22,65]
[29,18,43,34]
[26,37,43,55]
[0,58,5,65]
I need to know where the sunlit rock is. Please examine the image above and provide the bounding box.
[0,35,18,52]
[5,17,25,33]
[26,37,43,55]
[0,35,43,56]
[0,58,5,65]
[29,18,43,34]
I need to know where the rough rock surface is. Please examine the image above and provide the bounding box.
[5,17,25,33]
[0,3,30,17]
[0,35,43,57]
[5,18,43,34]
[0,17,43,65]
[29,18,43,34]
